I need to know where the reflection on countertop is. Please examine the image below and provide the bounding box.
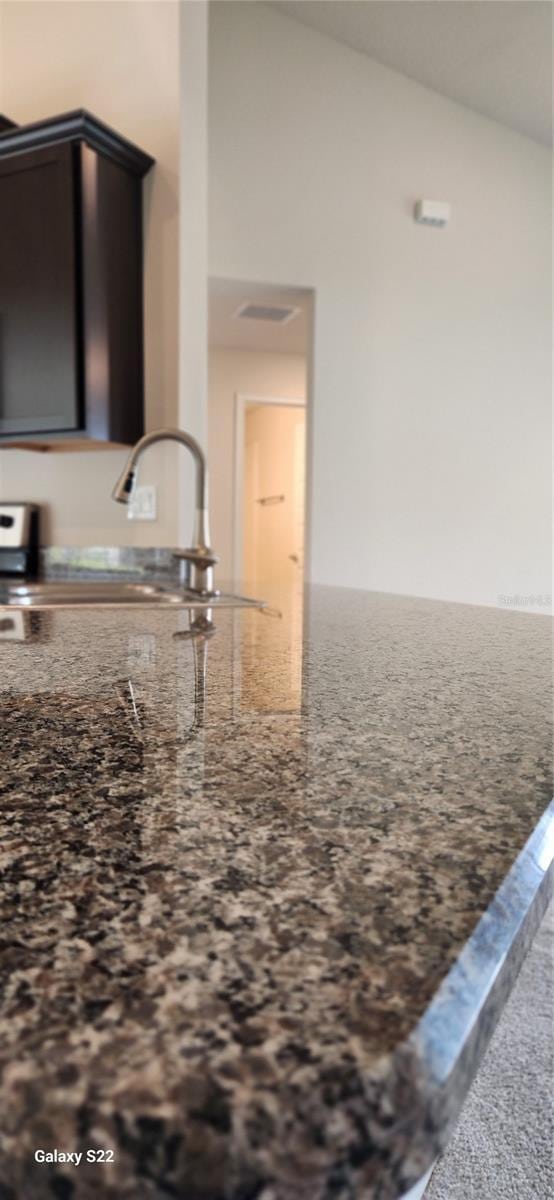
[0,582,552,1200]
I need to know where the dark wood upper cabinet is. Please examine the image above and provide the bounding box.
[0,110,154,447]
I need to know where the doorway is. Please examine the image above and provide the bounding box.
[207,277,313,590]
[234,395,306,588]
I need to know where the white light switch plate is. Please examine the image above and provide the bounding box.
[127,484,157,521]
[0,611,25,640]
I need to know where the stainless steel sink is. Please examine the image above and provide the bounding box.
[0,581,264,610]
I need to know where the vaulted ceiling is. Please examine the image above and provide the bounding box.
[271,1,552,146]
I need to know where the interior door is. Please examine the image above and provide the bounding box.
[242,402,306,586]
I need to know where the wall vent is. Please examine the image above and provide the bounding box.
[234,302,300,324]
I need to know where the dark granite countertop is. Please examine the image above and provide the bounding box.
[0,572,552,1200]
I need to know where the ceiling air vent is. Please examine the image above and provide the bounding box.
[234,302,299,324]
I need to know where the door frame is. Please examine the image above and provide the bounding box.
[233,393,306,581]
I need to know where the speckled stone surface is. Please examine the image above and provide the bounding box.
[0,581,552,1200]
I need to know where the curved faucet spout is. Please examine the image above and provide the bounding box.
[112,427,218,595]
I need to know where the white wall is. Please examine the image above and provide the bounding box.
[179,0,208,548]
[0,0,182,546]
[209,3,552,611]
[208,347,306,578]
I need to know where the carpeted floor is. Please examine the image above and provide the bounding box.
[426,901,553,1200]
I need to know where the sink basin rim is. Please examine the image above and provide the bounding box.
[0,581,266,610]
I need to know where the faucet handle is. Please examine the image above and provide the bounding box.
[173,548,219,570]
[173,547,219,597]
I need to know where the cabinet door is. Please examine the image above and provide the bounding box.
[0,142,82,435]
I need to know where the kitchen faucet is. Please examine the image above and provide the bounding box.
[112,427,218,596]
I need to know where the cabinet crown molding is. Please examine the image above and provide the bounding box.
[0,109,154,177]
